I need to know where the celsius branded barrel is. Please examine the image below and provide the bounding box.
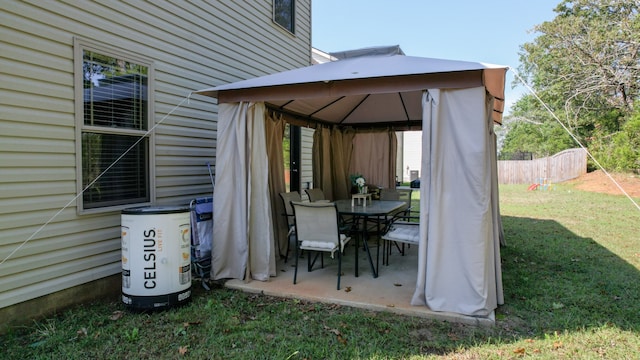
[121,206,191,310]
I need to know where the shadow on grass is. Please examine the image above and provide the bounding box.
[499,215,640,333]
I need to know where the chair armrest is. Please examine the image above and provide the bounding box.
[388,213,419,224]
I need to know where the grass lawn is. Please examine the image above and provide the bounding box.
[2,183,639,359]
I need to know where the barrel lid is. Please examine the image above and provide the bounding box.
[122,206,189,215]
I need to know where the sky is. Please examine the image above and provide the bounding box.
[311,0,560,115]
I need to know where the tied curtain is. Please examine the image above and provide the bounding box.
[411,88,504,317]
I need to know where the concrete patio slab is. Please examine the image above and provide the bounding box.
[224,241,493,326]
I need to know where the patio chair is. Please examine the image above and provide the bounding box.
[291,201,351,290]
[380,203,420,264]
[379,188,413,217]
[279,191,301,262]
[377,188,417,264]
[305,188,327,202]
[381,214,420,265]
[364,188,414,237]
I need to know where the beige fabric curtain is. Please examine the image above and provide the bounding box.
[488,104,505,305]
[491,130,506,247]
[211,102,249,280]
[411,88,503,317]
[313,127,396,199]
[312,126,355,200]
[350,130,397,189]
[212,102,275,282]
[265,111,289,260]
[312,126,332,198]
[246,102,276,281]
[331,128,355,200]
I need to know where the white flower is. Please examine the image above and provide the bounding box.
[355,177,365,186]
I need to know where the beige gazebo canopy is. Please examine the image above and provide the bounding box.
[196,53,507,127]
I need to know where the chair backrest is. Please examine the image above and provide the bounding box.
[380,188,412,212]
[279,191,301,225]
[305,188,326,202]
[290,201,340,245]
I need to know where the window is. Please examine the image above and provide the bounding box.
[273,0,295,33]
[75,39,154,212]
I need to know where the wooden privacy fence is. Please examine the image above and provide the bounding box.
[498,148,588,185]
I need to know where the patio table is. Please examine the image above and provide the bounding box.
[334,199,405,278]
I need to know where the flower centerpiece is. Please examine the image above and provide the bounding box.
[355,176,366,193]
[349,173,367,194]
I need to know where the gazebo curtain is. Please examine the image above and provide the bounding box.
[349,130,397,189]
[211,102,276,281]
[264,111,289,260]
[312,126,355,201]
[313,127,397,198]
[411,88,503,317]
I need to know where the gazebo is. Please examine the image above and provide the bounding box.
[193,48,507,318]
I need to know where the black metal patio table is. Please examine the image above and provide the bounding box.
[334,199,405,278]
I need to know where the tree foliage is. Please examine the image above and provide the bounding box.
[590,109,640,171]
[503,0,640,171]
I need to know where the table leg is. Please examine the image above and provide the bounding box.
[361,216,378,278]
[354,230,359,277]
[375,217,381,272]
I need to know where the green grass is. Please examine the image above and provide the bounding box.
[2,183,640,359]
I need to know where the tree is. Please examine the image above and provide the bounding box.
[499,97,575,159]
[519,1,639,120]
[590,108,640,172]
[507,0,640,170]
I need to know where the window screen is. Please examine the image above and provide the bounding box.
[80,48,151,210]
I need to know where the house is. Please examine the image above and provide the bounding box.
[0,0,312,329]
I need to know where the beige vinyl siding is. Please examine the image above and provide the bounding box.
[300,127,315,189]
[0,0,311,309]
[402,131,423,182]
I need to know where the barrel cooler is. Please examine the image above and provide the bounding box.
[121,206,191,310]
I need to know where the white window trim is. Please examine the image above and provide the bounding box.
[73,37,156,214]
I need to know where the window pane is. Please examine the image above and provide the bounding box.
[80,46,151,210]
[274,0,294,33]
[82,133,149,209]
[83,51,148,130]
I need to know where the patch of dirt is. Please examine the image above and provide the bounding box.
[567,170,640,198]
